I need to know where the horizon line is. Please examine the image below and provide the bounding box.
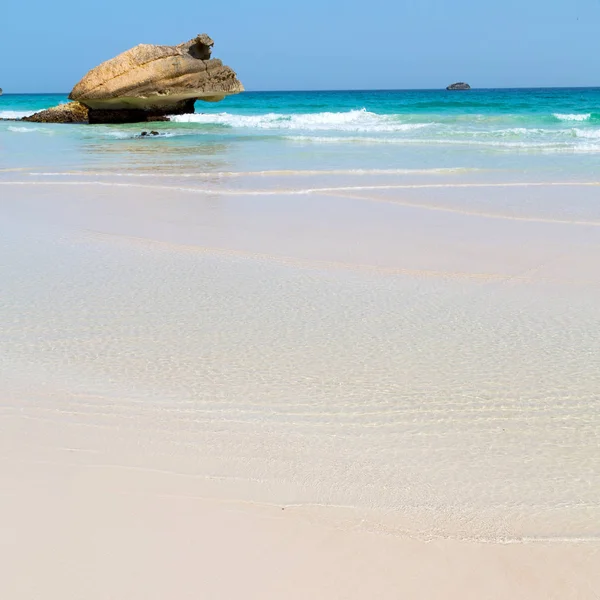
[3,85,600,95]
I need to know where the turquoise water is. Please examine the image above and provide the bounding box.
[2,89,600,176]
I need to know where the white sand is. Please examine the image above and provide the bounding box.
[1,174,600,597]
[2,449,599,600]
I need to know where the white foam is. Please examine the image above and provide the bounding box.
[25,167,475,178]
[283,135,570,149]
[8,126,40,133]
[484,127,553,137]
[0,110,35,119]
[573,128,600,139]
[170,109,433,133]
[554,113,591,122]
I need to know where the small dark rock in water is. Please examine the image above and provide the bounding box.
[140,131,148,136]
[150,131,159,135]
[140,131,159,137]
[446,82,471,90]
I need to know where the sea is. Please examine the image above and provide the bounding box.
[2,88,600,177]
[2,88,600,545]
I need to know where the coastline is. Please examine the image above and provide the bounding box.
[2,89,600,597]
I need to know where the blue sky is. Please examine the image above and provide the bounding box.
[1,0,599,92]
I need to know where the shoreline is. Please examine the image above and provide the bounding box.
[2,91,600,595]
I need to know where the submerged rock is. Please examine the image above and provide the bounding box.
[23,102,89,123]
[69,33,243,123]
[446,82,471,90]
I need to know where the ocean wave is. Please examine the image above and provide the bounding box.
[284,135,553,147]
[170,109,434,133]
[168,108,600,137]
[0,110,35,119]
[8,126,41,133]
[553,113,591,122]
[284,134,600,153]
[474,127,600,139]
[467,127,558,139]
[573,128,600,139]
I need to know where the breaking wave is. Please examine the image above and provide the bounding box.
[6,100,600,156]
[283,134,600,153]
[0,110,35,119]
[572,128,600,139]
[89,109,600,155]
[8,126,40,133]
[170,109,434,132]
[553,113,591,122]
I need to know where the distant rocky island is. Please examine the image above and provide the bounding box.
[20,34,243,124]
[446,82,471,90]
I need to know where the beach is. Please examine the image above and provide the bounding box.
[1,89,600,597]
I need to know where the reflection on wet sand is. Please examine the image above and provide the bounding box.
[81,136,234,174]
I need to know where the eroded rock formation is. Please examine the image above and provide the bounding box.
[23,102,89,123]
[69,34,243,123]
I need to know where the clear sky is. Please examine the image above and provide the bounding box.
[1,0,599,92]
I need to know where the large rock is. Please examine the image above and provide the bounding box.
[69,33,243,123]
[22,102,89,123]
[446,82,471,90]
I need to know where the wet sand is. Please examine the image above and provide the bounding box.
[2,450,599,600]
[1,171,600,597]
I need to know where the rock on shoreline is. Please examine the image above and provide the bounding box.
[446,82,471,90]
[19,33,243,125]
[71,33,243,124]
[22,102,89,123]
